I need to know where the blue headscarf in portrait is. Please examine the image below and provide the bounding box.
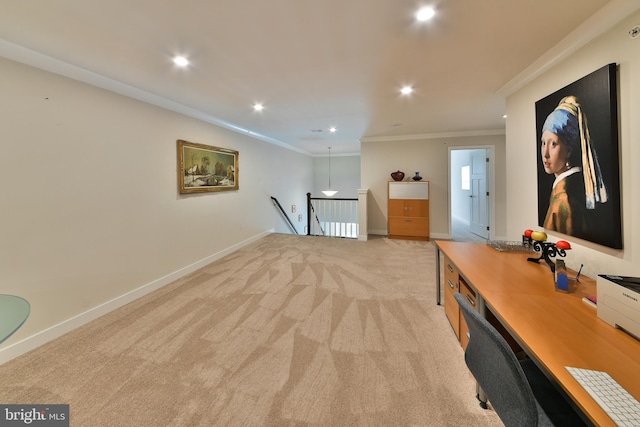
[542,108,580,151]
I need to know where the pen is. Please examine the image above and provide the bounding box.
[575,263,583,282]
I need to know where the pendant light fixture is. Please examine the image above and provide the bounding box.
[321,146,338,197]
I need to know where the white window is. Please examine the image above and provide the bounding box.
[461,165,470,190]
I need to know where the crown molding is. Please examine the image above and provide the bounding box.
[360,129,505,143]
[497,0,640,97]
[313,152,361,158]
[0,38,312,156]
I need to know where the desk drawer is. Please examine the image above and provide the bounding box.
[443,258,458,293]
[443,257,460,338]
[459,278,476,351]
[388,217,429,236]
[444,279,460,338]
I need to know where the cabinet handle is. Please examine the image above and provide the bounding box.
[447,264,453,273]
[465,294,476,306]
[447,279,455,289]
[404,219,412,222]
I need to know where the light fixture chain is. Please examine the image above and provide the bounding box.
[321,146,337,197]
[328,146,331,189]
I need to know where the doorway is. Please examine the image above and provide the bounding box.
[450,148,492,242]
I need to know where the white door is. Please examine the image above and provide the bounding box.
[469,149,489,239]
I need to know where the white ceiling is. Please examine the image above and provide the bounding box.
[0,0,630,155]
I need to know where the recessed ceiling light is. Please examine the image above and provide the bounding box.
[401,86,413,95]
[173,56,189,67]
[416,7,435,22]
[329,127,337,133]
[253,103,264,112]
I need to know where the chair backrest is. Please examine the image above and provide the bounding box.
[454,292,539,427]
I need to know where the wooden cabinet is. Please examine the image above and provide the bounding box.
[388,181,429,241]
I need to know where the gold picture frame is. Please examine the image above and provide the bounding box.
[177,139,239,194]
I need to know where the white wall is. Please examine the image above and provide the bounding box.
[0,57,313,359]
[313,155,361,199]
[360,134,506,239]
[505,10,640,277]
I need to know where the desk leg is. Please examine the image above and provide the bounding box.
[435,246,441,305]
[475,295,489,408]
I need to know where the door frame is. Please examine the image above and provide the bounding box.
[448,146,495,241]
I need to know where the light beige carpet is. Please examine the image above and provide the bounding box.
[0,234,502,426]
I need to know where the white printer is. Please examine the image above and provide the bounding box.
[597,275,640,340]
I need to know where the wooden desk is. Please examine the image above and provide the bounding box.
[435,241,640,427]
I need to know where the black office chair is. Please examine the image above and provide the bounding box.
[454,293,586,427]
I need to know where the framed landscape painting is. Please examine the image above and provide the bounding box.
[177,140,239,194]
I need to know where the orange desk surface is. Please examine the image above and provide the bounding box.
[436,240,640,427]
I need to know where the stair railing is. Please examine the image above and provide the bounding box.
[306,193,358,238]
[270,196,299,234]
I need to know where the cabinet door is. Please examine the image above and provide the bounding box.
[388,199,406,217]
[404,200,429,218]
[389,181,429,199]
[388,200,429,218]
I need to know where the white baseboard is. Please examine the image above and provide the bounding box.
[370,230,448,241]
[369,229,387,236]
[0,230,272,365]
[430,232,449,240]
